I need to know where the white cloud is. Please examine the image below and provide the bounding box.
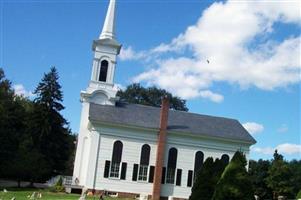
[277,124,289,133]
[252,143,301,155]
[13,84,34,98]
[119,46,146,61]
[124,0,301,102]
[252,146,274,155]
[199,90,224,103]
[243,122,264,135]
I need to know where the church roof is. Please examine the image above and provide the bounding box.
[89,102,256,144]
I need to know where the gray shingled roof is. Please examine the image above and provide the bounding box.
[89,102,256,144]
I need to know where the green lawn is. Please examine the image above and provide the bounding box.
[0,188,128,200]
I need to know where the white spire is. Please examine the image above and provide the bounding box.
[100,0,116,40]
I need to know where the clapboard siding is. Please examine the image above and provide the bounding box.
[75,123,250,199]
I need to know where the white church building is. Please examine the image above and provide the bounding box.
[72,0,256,199]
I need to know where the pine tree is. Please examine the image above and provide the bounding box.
[212,151,254,200]
[189,157,227,200]
[249,159,273,199]
[34,67,64,111]
[0,68,28,179]
[265,150,294,199]
[29,67,73,179]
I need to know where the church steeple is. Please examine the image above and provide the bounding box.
[81,0,121,106]
[100,0,116,40]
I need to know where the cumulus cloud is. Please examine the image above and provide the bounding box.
[13,84,34,98]
[243,122,264,135]
[124,0,301,102]
[119,46,146,61]
[252,143,301,155]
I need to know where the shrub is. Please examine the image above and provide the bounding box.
[296,190,301,199]
[212,151,254,200]
[50,176,65,193]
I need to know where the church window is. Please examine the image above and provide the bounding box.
[110,162,120,178]
[99,60,108,82]
[109,140,123,178]
[138,144,151,181]
[194,151,204,179]
[138,165,148,181]
[221,154,230,164]
[166,147,177,184]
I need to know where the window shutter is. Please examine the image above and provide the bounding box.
[148,166,155,183]
[187,170,193,187]
[176,169,182,186]
[132,164,139,181]
[120,162,127,180]
[104,160,110,178]
[161,167,166,184]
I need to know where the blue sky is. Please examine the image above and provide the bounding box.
[1,0,300,160]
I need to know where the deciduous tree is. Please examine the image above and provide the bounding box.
[117,83,188,111]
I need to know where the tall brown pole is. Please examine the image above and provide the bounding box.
[152,96,169,200]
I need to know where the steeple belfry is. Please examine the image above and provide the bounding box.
[100,0,116,40]
[81,0,121,106]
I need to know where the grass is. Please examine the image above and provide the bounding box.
[0,188,129,200]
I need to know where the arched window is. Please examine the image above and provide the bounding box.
[99,60,108,82]
[140,144,150,165]
[166,147,178,184]
[138,144,151,181]
[110,140,123,178]
[221,154,230,164]
[194,151,204,178]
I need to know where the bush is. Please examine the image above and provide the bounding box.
[297,190,301,199]
[212,151,254,200]
[50,176,65,193]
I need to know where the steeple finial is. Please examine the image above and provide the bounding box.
[100,0,116,40]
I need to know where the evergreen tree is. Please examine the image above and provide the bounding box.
[265,150,294,199]
[189,157,214,200]
[249,159,273,199]
[0,68,29,179]
[117,83,188,111]
[29,67,74,180]
[212,151,254,200]
[189,157,227,200]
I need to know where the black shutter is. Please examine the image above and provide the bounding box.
[187,170,193,187]
[120,162,127,180]
[148,166,155,183]
[104,160,110,178]
[161,167,166,184]
[176,169,182,186]
[132,164,139,181]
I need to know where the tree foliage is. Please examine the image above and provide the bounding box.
[117,83,188,111]
[249,159,272,199]
[0,67,75,184]
[265,150,295,199]
[212,151,254,200]
[189,157,228,200]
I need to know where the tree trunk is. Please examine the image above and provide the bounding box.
[17,179,21,188]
